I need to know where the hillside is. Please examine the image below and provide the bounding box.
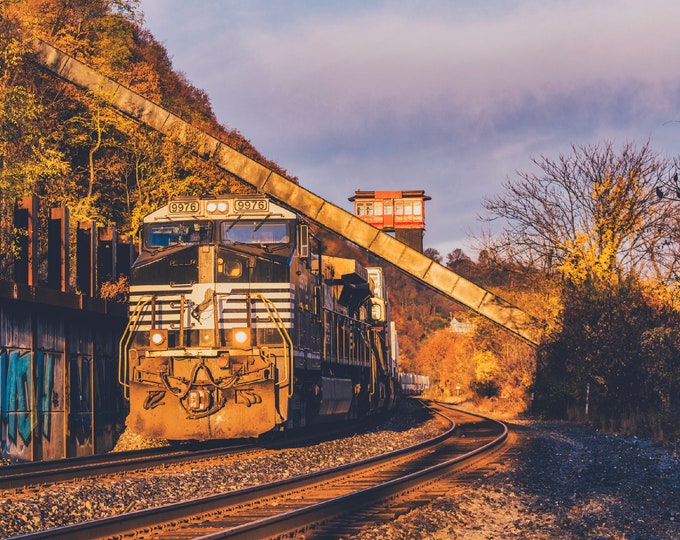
[0,0,294,253]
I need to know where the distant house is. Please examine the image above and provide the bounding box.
[449,316,476,334]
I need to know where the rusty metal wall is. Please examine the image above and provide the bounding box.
[0,284,127,462]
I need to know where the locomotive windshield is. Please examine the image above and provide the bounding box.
[146,221,213,249]
[221,220,291,245]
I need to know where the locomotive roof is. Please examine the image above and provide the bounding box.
[143,195,298,223]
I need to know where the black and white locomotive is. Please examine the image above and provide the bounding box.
[119,195,399,440]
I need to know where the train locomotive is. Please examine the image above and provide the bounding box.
[119,195,399,440]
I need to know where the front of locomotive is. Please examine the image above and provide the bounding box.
[120,196,299,440]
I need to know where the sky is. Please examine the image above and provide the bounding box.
[138,0,680,257]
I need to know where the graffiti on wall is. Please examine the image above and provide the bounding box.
[69,355,92,446]
[0,349,84,459]
[0,349,32,446]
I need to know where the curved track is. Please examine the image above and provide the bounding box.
[10,403,510,539]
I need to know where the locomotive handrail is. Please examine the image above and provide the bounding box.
[358,330,377,401]
[370,331,386,400]
[254,293,294,397]
[118,294,153,399]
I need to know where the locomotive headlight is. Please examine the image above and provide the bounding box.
[231,328,250,348]
[206,201,228,214]
[149,329,168,349]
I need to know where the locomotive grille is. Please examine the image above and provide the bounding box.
[129,284,294,332]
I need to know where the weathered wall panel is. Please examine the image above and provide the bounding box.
[0,285,126,462]
[0,348,33,460]
[1,307,32,349]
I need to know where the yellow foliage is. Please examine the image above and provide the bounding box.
[646,282,680,312]
[472,349,499,383]
[559,229,618,286]
[560,170,648,286]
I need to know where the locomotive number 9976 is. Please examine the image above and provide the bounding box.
[234,198,269,212]
[169,200,200,214]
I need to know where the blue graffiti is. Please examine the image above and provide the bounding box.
[0,350,64,451]
[70,356,92,442]
[0,349,33,445]
[37,351,57,439]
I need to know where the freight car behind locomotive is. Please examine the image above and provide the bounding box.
[119,195,398,440]
[399,373,430,396]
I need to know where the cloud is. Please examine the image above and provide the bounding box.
[208,1,680,132]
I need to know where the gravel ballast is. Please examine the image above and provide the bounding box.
[0,401,446,537]
[353,419,680,539]
[1,404,678,539]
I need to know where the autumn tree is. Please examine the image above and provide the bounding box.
[0,0,289,284]
[482,141,680,436]
[0,12,72,273]
[417,329,474,399]
[481,141,680,285]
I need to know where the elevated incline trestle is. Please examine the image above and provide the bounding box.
[30,38,542,345]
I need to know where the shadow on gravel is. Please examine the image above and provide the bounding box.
[503,420,680,539]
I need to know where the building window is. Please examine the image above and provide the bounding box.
[414,201,422,215]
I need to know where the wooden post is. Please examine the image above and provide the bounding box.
[97,226,117,287]
[13,196,39,286]
[76,221,97,297]
[48,207,70,292]
[116,234,135,278]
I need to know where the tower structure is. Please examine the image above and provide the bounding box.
[349,189,431,252]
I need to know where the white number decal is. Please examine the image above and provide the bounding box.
[234,199,269,212]
[169,201,199,214]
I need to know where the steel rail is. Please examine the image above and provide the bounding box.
[9,402,456,540]
[0,441,253,490]
[0,413,391,491]
[8,404,508,540]
[203,406,508,539]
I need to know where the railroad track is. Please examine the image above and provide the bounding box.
[10,403,509,539]
[0,441,253,490]
[0,414,388,491]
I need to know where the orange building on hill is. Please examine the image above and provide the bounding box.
[349,189,431,252]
